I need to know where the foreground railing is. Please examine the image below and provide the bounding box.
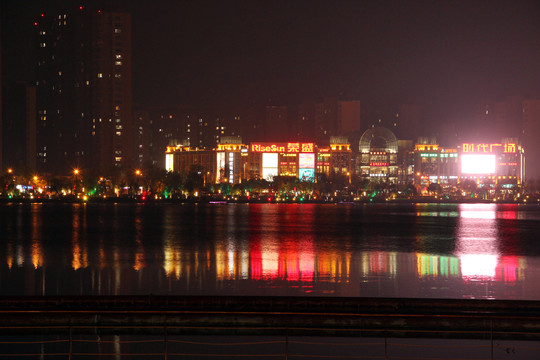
[1,325,540,359]
[2,296,540,359]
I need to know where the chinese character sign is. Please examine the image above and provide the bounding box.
[504,143,516,153]
[287,142,300,153]
[462,143,516,154]
[301,143,314,153]
[252,142,315,153]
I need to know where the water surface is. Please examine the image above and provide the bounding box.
[1,202,540,299]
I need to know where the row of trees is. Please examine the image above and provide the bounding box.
[0,164,532,201]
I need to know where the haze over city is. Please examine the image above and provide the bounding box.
[3,1,540,114]
[1,0,540,179]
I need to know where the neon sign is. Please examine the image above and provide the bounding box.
[251,142,314,153]
[252,144,285,152]
[462,143,517,153]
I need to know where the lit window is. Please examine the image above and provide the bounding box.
[116,131,122,136]
[115,28,122,33]
[115,61,122,66]
[115,54,122,59]
[98,73,103,78]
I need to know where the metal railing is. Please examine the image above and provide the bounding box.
[1,325,540,360]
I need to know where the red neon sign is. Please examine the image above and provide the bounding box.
[251,143,285,152]
[251,142,315,153]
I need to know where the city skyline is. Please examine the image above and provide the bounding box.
[2,1,540,177]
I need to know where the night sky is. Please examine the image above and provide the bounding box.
[3,0,540,120]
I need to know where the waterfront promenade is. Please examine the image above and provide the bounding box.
[2,296,540,341]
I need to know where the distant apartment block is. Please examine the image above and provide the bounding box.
[34,6,133,173]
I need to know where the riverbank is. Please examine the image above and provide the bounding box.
[0,196,534,205]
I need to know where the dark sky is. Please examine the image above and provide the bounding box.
[3,0,540,119]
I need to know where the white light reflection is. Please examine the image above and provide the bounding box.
[456,204,499,281]
[460,254,498,278]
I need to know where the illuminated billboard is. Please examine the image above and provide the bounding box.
[299,153,315,168]
[165,154,174,172]
[299,168,315,182]
[262,153,278,181]
[228,153,234,183]
[216,152,226,182]
[461,154,496,174]
[299,153,315,182]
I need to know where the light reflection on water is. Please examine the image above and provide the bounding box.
[456,204,499,284]
[1,203,540,299]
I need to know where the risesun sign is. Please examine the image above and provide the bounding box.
[251,142,315,153]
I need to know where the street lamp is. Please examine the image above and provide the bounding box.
[134,170,142,196]
[72,169,80,195]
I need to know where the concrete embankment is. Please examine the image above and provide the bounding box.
[0,296,539,340]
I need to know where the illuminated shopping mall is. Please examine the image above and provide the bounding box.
[165,128,525,193]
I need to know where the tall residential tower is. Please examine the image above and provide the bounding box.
[35,6,132,173]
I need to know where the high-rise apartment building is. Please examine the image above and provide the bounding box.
[393,104,421,141]
[34,6,132,173]
[2,83,36,171]
[0,15,3,172]
[314,97,361,145]
[265,106,289,142]
[296,100,316,141]
[522,99,540,180]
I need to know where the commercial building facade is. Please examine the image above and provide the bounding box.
[167,139,339,185]
[165,128,526,193]
[458,141,525,188]
[413,140,459,187]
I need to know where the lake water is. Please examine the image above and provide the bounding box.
[2,202,540,300]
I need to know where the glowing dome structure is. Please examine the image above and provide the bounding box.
[358,127,399,183]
